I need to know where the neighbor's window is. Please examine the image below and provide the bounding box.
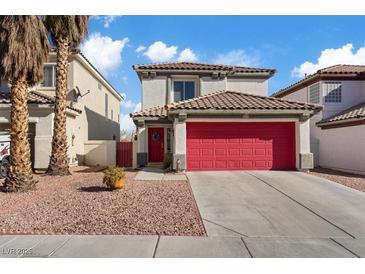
[309,83,320,104]
[105,94,109,118]
[173,80,195,101]
[41,65,56,88]
[111,109,114,120]
[324,81,342,103]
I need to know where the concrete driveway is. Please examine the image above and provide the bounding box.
[1,170,364,258]
[187,170,365,257]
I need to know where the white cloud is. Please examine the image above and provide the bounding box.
[119,101,141,133]
[120,113,136,133]
[292,43,365,78]
[178,48,198,62]
[122,100,135,109]
[213,50,259,67]
[134,102,141,112]
[103,16,119,28]
[92,16,120,28]
[136,45,146,53]
[81,33,129,74]
[144,41,178,62]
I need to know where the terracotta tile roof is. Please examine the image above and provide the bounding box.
[131,90,321,118]
[130,105,167,118]
[133,62,276,74]
[168,91,321,112]
[0,90,81,113]
[318,64,365,74]
[272,64,365,98]
[317,102,365,126]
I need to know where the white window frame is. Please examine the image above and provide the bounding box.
[172,78,197,102]
[309,83,320,104]
[324,81,342,103]
[40,64,57,88]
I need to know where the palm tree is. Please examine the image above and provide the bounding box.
[44,16,89,175]
[0,16,49,192]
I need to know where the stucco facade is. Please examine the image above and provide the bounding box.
[273,66,365,175]
[131,63,317,171]
[140,73,270,109]
[0,51,123,170]
[319,125,365,175]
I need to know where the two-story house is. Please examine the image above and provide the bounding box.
[130,62,321,171]
[272,64,365,175]
[0,49,123,170]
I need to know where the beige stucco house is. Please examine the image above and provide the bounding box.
[0,50,123,170]
[130,62,321,171]
[272,64,365,175]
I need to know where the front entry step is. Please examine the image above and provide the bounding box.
[135,167,186,181]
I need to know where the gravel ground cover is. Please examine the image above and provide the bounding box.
[309,167,365,192]
[0,167,206,236]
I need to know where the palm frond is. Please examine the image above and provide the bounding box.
[0,16,50,85]
[44,16,89,48]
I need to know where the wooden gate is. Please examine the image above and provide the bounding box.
[116,142,133,167]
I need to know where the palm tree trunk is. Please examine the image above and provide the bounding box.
[47,37,71,175]
[3,78,37,192]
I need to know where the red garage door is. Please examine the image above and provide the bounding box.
[186,122,296,171]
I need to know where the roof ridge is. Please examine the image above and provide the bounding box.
[317,64,343,72]
[133,61,275,71]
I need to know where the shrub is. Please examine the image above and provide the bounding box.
[103,166,126,188]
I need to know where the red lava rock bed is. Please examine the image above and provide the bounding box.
[0,167,206,236]
[309,167,365,192]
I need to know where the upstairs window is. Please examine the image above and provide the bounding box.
[41,65,56,88]
[324,81,342,103]
[173,80,195,101]
[105,94,109,118]
[309,83,320,104]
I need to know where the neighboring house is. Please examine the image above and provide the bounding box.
[272,64,365,175]
[130,62,321,171]
[0,50,123,170]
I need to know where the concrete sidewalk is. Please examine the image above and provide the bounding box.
[134,167,186,181]
[0,235,363,258]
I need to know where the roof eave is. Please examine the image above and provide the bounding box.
[74,53,124,101]
[316,117,365,127]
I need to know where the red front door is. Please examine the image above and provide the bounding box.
[148,128,164,162]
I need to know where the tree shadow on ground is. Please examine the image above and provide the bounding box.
[73,166,106,173]
[77,186,111,192]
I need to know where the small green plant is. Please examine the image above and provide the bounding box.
[103,166,126,189]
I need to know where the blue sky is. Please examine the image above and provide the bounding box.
[81,16,365,131]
